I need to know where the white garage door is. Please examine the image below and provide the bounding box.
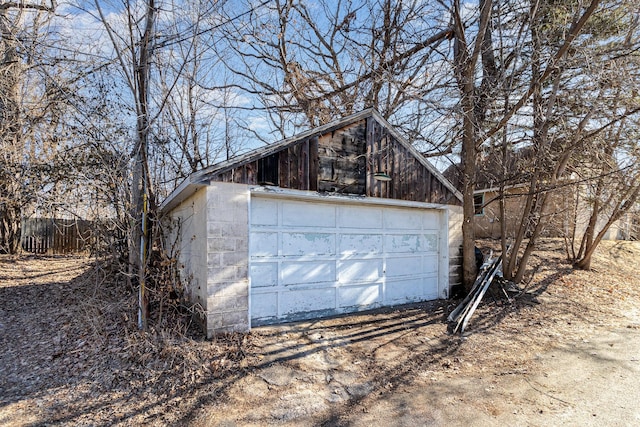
[249,195,443,325]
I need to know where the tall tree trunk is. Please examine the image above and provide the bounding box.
[460,95,478,292]
[452,0,493,291]
[129,0,156,331]
[453,0,475,291]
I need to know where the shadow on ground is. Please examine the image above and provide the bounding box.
[2,245,627,427]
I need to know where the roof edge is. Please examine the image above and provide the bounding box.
[159,175,207,213]
[191,108,379,183]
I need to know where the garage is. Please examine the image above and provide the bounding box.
[162,109,462,337]
[249,194,447,325]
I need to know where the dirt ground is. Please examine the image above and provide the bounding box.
[1,239,639,426]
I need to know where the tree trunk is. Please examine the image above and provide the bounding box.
[576,183,640,270]
[129,0,156,331]
[0,204,21,254]
[460,99,478,292]
[453,0,494,291]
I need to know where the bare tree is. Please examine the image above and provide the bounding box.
[495,0,640,282]
[572,136,640,269]
[152,0,247,191]
[445,0,614,285]
[215,0,454,144]
[91,0,234,329]
[0,0,63,253]
[93,0,157,329]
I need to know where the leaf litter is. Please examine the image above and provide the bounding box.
[0,239,639,426]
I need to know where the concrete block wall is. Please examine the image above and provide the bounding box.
[205,183,250,336]
[166,188,208,314]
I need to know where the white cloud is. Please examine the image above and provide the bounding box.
[248,116,270,132]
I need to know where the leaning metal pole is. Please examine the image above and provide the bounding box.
[138,190,148,330]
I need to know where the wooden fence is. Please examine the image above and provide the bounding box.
[21,218,94,254]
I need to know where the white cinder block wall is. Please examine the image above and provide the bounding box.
[167,188,208,316]
[204,183,250,336]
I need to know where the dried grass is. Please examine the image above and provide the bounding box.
[1,239,639,426]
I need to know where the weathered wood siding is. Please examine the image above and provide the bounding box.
[213,137,320,192]
[209,116,460,206]
[365,117,459,205]
[317,121,367,193]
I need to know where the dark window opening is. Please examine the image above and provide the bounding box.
[258,153,279,186]
[474,193,484,216]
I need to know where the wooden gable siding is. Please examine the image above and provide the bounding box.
[365,117,460,205]
[210,121,369,194]
[317,120,367,193]
[209,116,460,206]
[212,137,319,191]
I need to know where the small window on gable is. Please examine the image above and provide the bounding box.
[258,153,279,186]
[474,193,484,216]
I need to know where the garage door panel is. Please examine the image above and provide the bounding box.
[384,209,423,229]
[250,262,278,287]
[421,233,439,252]
[338,234,383,256]
[338,259,383,283]
[280,288,336,315]
[250,232,278,257]
[424,255,439,274]
[251,199,278,225]
[422,211,440,229]
[282,202,335,227]
[338,206,383,228]
[385,234,421,253]
[385,279,425,302]
[338,284,381,307]
[385,256,422,277]
[282,232,335,256]
[251,292,278,319]
[281,260,335,285]
[422,277,439,299]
